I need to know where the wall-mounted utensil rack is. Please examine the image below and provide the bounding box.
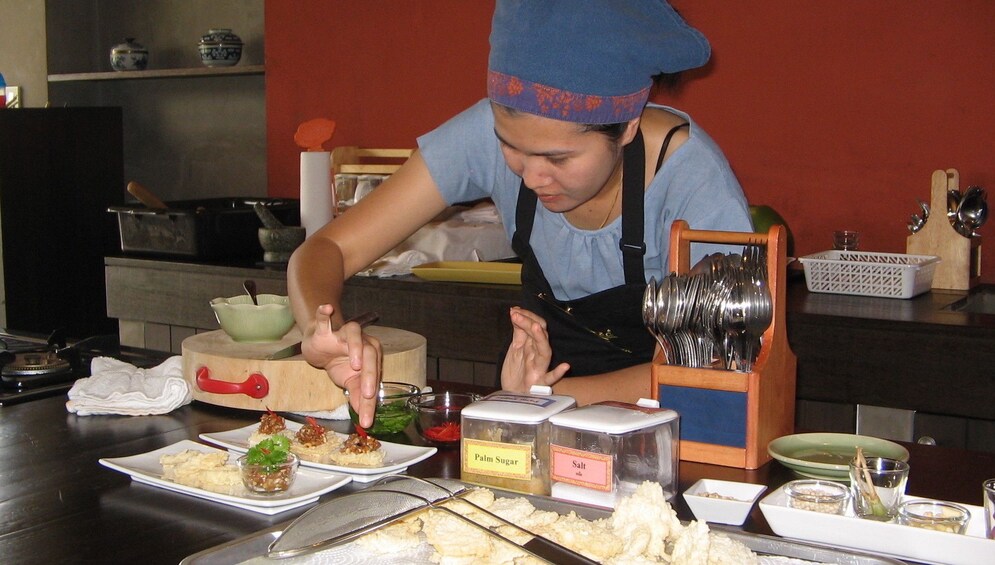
[652,220,797,469]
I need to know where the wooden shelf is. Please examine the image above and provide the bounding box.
[48,65,264,83]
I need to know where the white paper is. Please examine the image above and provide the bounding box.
[300,151,334,237]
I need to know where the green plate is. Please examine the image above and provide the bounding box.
[767,433,909,480]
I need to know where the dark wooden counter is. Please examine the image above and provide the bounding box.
[105,257,995,451]
[785,276,995,451]
[2,386,993,564]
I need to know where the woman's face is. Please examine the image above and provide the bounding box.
[491,103,629,214]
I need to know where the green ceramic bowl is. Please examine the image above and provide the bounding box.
[768,433,909,480]
[210,294,295,342]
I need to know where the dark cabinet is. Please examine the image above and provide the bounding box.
[0,108,123,338]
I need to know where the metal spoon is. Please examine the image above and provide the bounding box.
[957,186,987,233]
[243,279,259,305]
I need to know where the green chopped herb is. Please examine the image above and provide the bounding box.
[245,435,291,473]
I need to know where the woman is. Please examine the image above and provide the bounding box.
[289,0,753,425]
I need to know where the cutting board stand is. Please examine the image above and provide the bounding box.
[651,220,797,469]
[906,168,981,291]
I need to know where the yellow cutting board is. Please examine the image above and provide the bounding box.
[181,326,426,412]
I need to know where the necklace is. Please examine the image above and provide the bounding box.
[597,177,622,229]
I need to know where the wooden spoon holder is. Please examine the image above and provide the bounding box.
[651,220,797,469]
[905,168,981,291]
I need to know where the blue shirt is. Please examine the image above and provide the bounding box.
[418,99,753,301]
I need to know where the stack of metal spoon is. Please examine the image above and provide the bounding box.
[642,246,773,373]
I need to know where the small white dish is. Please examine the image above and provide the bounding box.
[200,421,438,483]
[99,440,352,515]
[683,478,767,525]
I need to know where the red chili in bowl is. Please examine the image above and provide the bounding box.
[423,421,461,442]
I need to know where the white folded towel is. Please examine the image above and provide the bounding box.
[357,249,432,278]
[66,356,191,416]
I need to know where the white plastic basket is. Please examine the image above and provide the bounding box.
[797,250,941,299]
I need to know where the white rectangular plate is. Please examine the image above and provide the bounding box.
[200,422,437,483]
[99,440,352,515]
[759,487,994,564]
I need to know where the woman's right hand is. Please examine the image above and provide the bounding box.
[301,304,382,428]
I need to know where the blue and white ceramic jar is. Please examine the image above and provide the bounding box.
[110,38,149,71]
[198,28,243,67]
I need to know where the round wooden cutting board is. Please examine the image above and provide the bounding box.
[182,326,426,412]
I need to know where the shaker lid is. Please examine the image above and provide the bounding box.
[549,400,679,433]
[461,389,576,423]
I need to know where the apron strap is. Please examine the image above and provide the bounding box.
[619,129,646,284]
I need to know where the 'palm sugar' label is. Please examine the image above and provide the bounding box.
[550,444,613,491]
[462,438,532,479]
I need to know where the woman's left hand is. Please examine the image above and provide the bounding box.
[500,307,570,393]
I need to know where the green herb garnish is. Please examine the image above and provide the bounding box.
[246,435,291,474]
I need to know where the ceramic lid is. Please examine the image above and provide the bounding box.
[549,399,679,434]
[111,38,147,54]
[199,28,243,46]
[461,387,575,424]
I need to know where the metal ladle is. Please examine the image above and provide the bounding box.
[243,279,259,305]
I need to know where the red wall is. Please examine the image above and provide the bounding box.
[267,1,995,282]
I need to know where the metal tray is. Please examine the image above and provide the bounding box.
[181,482,904,564]
[108,197,300,259]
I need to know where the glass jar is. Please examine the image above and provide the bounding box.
[460,386,575,495]
[548,399,679,508]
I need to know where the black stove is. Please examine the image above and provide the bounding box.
[0,329,173,406]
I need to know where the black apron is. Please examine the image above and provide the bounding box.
[510,130,656,377]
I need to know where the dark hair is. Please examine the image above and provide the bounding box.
[580,122,628,142]
[653,71,684,92]
[582,72,684,141]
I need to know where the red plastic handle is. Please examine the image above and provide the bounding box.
[195,366,269,399]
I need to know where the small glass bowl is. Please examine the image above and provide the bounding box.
[898,500,971,534]
[408,391,481,447]
[237,452,299,494]
[346,381,420,437]
[784,479,850,515]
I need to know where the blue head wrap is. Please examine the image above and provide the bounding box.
[487,0,710,124]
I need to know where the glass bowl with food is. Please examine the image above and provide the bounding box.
[897,499,971,534]
[409,391,481,447]
[347,381,420,437]
[237,435,299,494]
[783,479,850,515]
